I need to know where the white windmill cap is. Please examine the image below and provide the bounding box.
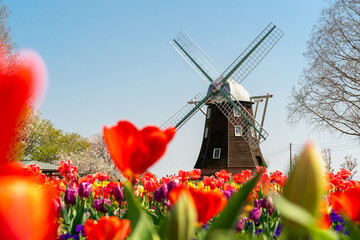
[207,80,252,104]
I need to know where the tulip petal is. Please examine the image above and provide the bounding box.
[0,50,46,162]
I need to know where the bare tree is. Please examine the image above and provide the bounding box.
[340,154,358,179]
[288,0,360,137]
[0,1,17,72]
[322,148,334,172]
[59,133,121,180]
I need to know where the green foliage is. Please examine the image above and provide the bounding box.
[123,184,161,240]
[159,193,197,240]
[21,110,89,163]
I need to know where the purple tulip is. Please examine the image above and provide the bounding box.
[114,186,124,202]
[269,207,274,216]
[254,199,260,208]
[159,184,168,200]
[65,188,77,205]
[221,190,231,200]
[260,196,273,210]
[249,207,262,223]
[78,182,92,198]
[154,188,162,202]
[167,181,179,193]
[236,217,246,231]
[94,198,111,213]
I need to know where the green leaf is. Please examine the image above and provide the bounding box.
[104,203,115,216]
[69,201,87,235]
[144,207,160,225]
[204,171,262,239]
[308,228,338,240]
[203,229,233,240]
[275,195,338,240]
[345,218,360,239]
[87,206,99,221]
[274,195,316,227]
[123,184,160,240]
[61,206,70,226]
[123,184,142,227]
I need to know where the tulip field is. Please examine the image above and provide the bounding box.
[19,159,360,240]
[2,45,360,240]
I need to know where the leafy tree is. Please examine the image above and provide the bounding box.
[13,110,90,163]
[287,0,360,137]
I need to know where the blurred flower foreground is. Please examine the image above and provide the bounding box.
[2,48,360,240]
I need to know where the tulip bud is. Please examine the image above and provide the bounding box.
[260,195,273,210]
[159,183,168,200]
[78,182,92,198]
[154,188,162,202]
[283,142,325,236]
[161,191,197,240]
[249,208,262,223]
[167,181,179,193]
[65,188,77,205]
[94,198,110,213]
[236,217,246,232]
[114,186,124,202]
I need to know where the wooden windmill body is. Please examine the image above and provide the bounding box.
[161,23,283,175]
[195,81,265,176]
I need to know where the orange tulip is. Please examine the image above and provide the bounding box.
[329,187,360,223]
[84,216,131,240]
[103,121,175,176]
[0,163,57,240]
[169,187,227,225]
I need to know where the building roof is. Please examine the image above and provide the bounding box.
[207,80,251,103]
[20,160,59,172]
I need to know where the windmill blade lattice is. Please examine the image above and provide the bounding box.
[212,88,269,148]
[220,23,283,85]
[160,92,210,131]
[171,31,222,83]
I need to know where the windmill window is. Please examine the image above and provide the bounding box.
[206,107,211,119]
[213,148,221,159]
[233,108,241,118]
[204,127,208,138]
[235,126,242,136]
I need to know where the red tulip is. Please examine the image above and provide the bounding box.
[329,187,360,223]
[215,170,232,182]
[169,187,227,225]
[178,170,190,182]
[84,216,131,240]
[0,49,46,162]
[0,163,57,240]
[103,121,175,176]
[190,169,201,180]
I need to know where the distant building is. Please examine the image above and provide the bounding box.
[21,160,60,176]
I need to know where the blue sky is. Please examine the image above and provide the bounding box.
[7,1,360,177]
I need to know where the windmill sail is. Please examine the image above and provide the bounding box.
[220,23,283,85]
[171,31,222,83]
[164,23,282,148]
[160,92,211,130]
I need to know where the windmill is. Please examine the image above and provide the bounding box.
[161,23,283,176]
